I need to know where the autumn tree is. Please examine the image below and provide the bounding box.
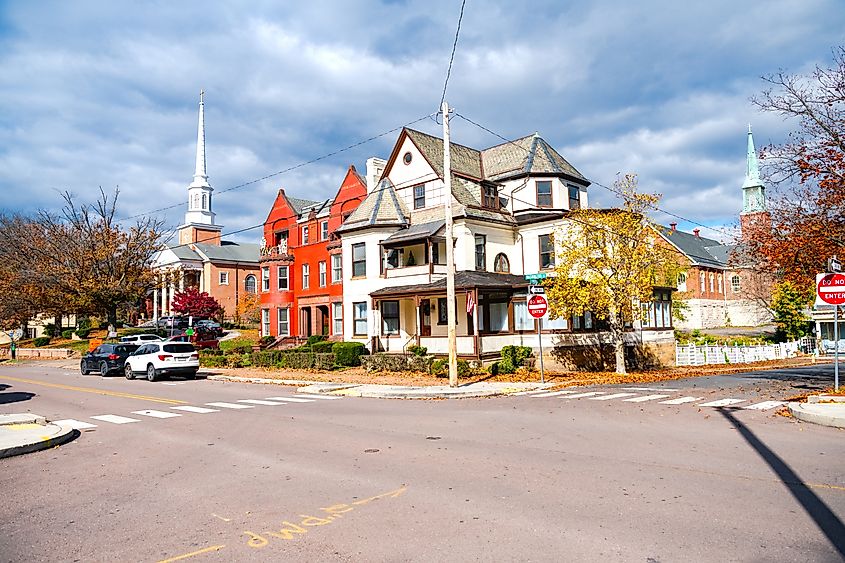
[545,174,685,374]
[235,292,260,325]
[171,287,222,319]
[747,46,845,288]
[770,281,812,340]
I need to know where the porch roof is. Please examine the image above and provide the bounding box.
[382,220,445,247]
[370,271,528,298]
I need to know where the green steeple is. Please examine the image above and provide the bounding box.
[741,124,766,214]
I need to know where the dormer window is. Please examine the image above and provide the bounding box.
[482,185,499,209]
[302,226,309,244]
[413,185,425,209]
[536,181,552,208]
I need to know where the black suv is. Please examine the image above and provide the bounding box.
[80,343,139,376]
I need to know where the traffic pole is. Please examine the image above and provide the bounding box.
[442,100,458,388]
[537,316,545,384]
[835,304,840,392]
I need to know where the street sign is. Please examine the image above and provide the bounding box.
[525,273,548,282]
[817,273,845,305]
[528,285,545,295]
[527,294,548,318]
[829,256,842,273]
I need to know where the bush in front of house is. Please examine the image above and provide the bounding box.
[200,354,228,368]
[43,323,59,337]
[307,334,327,346]
[361,354,410,372]
[315,353,335,370]
[332,342,366,367]
[284,352,315,370]
[260,335,275,347]
[311,340,335,354]
[75,328,91,339]
[33,336,51,347]
[406,344,428,357]
[61,329,74,339]
[430,358,470,378]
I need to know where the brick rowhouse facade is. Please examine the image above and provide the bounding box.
[259,166,367,340]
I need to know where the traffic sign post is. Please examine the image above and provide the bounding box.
[527,294,548,384]
[817,272,845,391]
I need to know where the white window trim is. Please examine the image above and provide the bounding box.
[302,264,310,289]
[219,271,229,285]
[320,221,329,241]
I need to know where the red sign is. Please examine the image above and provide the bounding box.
[527,294,548,318]
[817,273,845,305]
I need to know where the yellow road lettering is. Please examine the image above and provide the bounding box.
[157,544,225,562]
[299,514,333,526]
[267,522,308,540]
[243,531,269,548]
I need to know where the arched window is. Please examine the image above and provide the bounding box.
[493,253,510,273]
[677,273,687,292]
[731,275,741,293]
[244,274,257,294]
[202,193,207,210]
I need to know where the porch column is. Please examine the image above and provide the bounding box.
[472,290,480,357]
[167,276,175,314]
[179,271,184,292]
[371,300,381,349]
[153,287,159,321]
[414,297,421,347]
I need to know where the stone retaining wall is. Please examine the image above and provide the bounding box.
[0,348,75,359]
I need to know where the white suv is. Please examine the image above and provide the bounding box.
[124,342,199,381]
[120,334,164,345]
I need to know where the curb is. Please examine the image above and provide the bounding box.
[0,424,79,459]
[787,402,845,429]
[206,375,321,386]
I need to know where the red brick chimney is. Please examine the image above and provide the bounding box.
[670,222,677,231]
[693,228,700,238]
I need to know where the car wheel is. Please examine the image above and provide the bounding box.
[146,364,158,382]
[99,361,110,377]
[125,364,134,380]
[80,360,90,375]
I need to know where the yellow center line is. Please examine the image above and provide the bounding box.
[0,375,187,405]
[157,545,226,563]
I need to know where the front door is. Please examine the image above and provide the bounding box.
[419,299,431,337]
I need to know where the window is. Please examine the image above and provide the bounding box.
[302,264,310,289]
[539,234,555,269]
[489,302,509,332]
[718,274,724,294]
[353,302,367,335]
[403,152,412,165]
[413,185,425,209]
[494,253,510,273]
[331,254,342,282]
[536,181,553,207]
[202,193,207,210]
[332,302,343,335]
[731,275,741,293]
[352,243,366,277]
[432,242,441,265]
[568,185,581,210]
[244,274,257,294]
[261,267,270,291]
[277,266,289,290]
[277,308,289,336]
[320,221,328,241]
[514,301,534,330]
[302,226,309,244]
[319,261,326,287]
[482,185,498,209]
[437,297,448,325]
[219,271,229,285]
[475,234,486,271]
[677,273,687,292]
[545,315,569,330]
[385,248,399,269]
[381,301,400,335]
[261,309,270,337]
[709,273,714,293]
[571,311,594,331]
[642,291,672,329]
[699,272,706,292]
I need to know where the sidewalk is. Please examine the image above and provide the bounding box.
[788,395,845,429]
[0,414,78,459]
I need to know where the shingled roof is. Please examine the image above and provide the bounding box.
[657,226,730,269]
[481,134,587,182]
[336,177,409,233]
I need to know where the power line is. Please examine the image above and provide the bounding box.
[118,113,437,223]
[439,0,468,109]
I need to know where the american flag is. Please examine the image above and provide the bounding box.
[466,291,475,315]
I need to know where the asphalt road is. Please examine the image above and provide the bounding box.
[0,363,843,562]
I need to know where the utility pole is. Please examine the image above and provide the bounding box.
[442,100,458,388]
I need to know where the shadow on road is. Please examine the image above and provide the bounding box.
[0,391,35,405]
[719,408,844,557]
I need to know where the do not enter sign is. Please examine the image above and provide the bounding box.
[528,294,548,318]
[817,273,845,305]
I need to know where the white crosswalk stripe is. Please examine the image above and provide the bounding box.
[205,402,253,409]
[623,387,679,392]
[531,390,579,398]
[589,393,638,401]
[623,394,671,402]
[132,409,182,419]
[698,398,746,407]
[171,406,219,414]
[90,414,140,424]
[743,401,786,410]
[160,382,188,386]
[659,396,702,405]
[237,399,286,406]
[265,396,315,403]
[296,394,342,400]
[53,419,97,429]
[561,392,606,399]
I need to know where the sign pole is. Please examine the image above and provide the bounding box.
[537,316,545,384]
[835,304,840,392]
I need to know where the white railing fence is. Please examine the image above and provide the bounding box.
[675,341,800,366]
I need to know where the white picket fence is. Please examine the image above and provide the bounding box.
[675,341,800,366]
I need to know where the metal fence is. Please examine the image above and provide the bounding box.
[675,341,800,366]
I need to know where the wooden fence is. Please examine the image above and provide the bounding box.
[675,341,799,366]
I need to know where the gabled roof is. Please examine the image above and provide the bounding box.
[336,177,409,233]
[404,129,483,179]
[288,196,321,214]
[656,226,727,268]
[194,241,259,264]
[298,198,333,220]
[481,134,587,183]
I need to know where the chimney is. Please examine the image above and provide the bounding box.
[693,228,700,238]
[670,222,677,231]
[366,157,387,193]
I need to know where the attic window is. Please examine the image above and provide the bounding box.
[482,185,499,209]
[403,152,412,165]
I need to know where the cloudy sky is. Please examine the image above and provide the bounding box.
[1,0,843,243]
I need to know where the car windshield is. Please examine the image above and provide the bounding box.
[115,345,138,353]
[163,343,195,353]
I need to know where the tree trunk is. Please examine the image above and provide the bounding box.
[107,305,118,327]
[608,313,627,375]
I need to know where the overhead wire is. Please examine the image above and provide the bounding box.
[439,0,468,109]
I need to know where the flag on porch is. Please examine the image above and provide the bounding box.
[466,291,475,315]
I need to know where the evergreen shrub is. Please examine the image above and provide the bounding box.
[332,342,366,366]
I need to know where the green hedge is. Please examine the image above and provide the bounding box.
[200,354,228,368]
[75,328,90,339]
[431,358,470,377]
[307,334,327,346]
[311,340,335,354]
[61,329,74,339]
[33,336,51,347]
[332,342,366,366]
[315,353,335,370]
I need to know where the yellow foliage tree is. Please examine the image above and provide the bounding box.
[236,292,261,326]
[545,174,685,374]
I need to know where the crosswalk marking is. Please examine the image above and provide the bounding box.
[623,394,671,403]
[623,387,679,392]
[589,393,638,401]
[132,409,182,419]
[53,419,97,429]
[296,394,342,400]
[744,401,786,410]
[659,396,702,405]
[237,399,286,406]
[561,392,605,399]
[265,396,315,403]
[90,414,140,424]
[531,390,579,398]
[698,398,746,407]
[205,402,253,410]
[171,406,218,414]
[161,382,188,386]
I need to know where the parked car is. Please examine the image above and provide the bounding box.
[168,328,220,350]
[124,342,199,381]
[120,333,164,345]
[80,343,139,376]
[195,319,224,337]
[156,316,189,330]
